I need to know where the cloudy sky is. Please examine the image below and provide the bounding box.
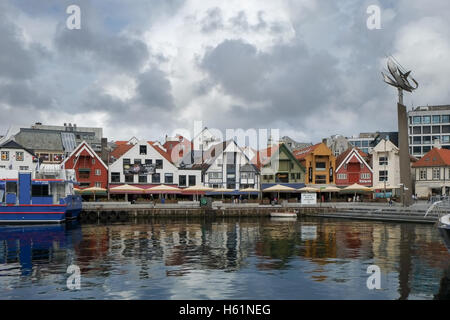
[1,0,450,145]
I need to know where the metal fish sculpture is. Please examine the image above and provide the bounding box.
[381,57,419,92]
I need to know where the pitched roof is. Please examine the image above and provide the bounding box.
[252,144,281,169]
[292,143,321,161]
[148,141,174,164]
[336,147,368,168]
[62,141,108,169]
[412,148,450,167]
[0,140,35,156]
[110,143,134,160]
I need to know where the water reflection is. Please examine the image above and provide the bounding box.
[0,217,449,299]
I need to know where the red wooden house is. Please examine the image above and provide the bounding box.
[62,141,108,189]
[335,148,373,187]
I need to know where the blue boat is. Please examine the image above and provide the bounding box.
[0,169,82,223]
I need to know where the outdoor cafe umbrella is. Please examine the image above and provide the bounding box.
[109,184,144,202]
[342,183,372,200]
[263,184,296,200]
[144,184,181,200]
[298,186,320,193]
[323,186,341,201]
[239,187,260,200]
[183,185,214,201]
[82,186,107,201]
[213,187,234,200]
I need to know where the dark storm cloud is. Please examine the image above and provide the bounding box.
[0,82,53,108]
[55,27,150,73]
[0,10,36,80]
[137,68,175,110]
[199,38,342,128]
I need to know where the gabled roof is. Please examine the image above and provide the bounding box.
[292,143,321,161]
[252,143,304,171]
[110,143,134,160]
[62,140,108,170]
[148,141,174,164]
[336,147,368,168]
[336,147,373,173]
[0,140,35,156]
[412,148,450,167]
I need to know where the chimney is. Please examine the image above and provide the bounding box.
[433,138,442,149]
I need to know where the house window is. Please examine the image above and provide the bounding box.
[125,175,134,183]
[134,159,142,165]
[179,175,187,187]
[291,173,295,180]
[423,116,431,124]
[419,168,427,180]
[95,169,101,176]
[95,182,102,188]
[155,159,163,169]
[16,152,24,161]
[432,168,440,180]
[315,162,326,171]
[379,156,388,165]
[1,151,9,161]
[111,172,120,183]
[296,173,301,179]
[188,175,196,186]
[209,172,222,179]
[379,170,388,182]
[140,145,147,155]
[360,173,370,179]
[337,173,347,180]
[92,158,95,164]
[145,159,152,165]
[152,173,160,183]
[165,173,174,184]
[315,175,326,184]
[423,126,431,134]
[442,115,450,123]
[423,136,431,144]
[432,126,441,134]
[123,158,131,166]
[138,175,147,183]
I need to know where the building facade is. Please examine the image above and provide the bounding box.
[201,140,260,189]
[408,105,450,157]
[0,140,38,172]
[371,139,400,187]
[335,148,373,187]
[293,143,336,186]
[256,143,305,188]
[62,141,108,189]
[412,147,450,198]
[108,140,201,188]
[322,135,353,157]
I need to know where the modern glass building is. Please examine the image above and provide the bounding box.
[408,105,450,157]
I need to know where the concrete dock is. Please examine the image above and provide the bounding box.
[80,200,445,224]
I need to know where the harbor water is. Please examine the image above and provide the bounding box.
[0,216,449,299]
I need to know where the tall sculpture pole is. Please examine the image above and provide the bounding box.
[382,57,418,207]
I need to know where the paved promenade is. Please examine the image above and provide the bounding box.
[81,200,445,224]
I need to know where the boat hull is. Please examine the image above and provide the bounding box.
[64,195,83,220]
[0,205,66,223]
[270,212,297,218]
